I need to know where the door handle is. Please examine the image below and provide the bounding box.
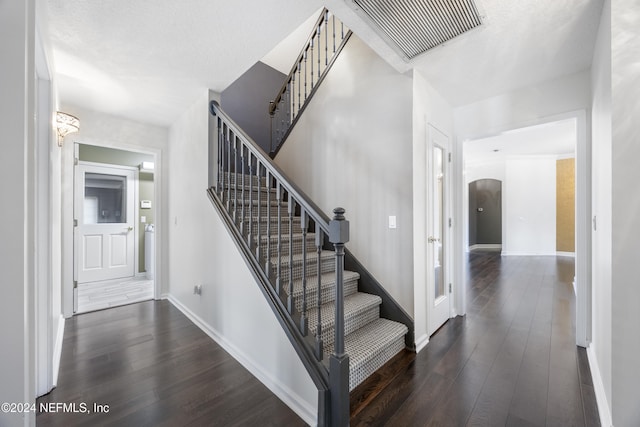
[126,226,133,232]
[428,236,439,243]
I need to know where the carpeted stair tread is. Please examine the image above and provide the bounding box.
[307,293,381,343]
[325,318,408,390]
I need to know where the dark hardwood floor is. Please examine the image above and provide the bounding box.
[351,251,600,427]
[36,300,305,427]
[38,252,600,427]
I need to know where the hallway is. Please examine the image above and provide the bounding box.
[351,252,600,426]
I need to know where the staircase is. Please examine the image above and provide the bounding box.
[207,8,413,426]
[208,102,410,426]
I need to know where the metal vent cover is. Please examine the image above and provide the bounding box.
[352,0,483,60]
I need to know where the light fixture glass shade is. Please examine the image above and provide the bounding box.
[56,111,80,146]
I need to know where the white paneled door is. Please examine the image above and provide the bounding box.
[75,162,135,285]
[427,124,452,336]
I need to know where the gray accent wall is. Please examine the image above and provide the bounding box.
[274,35,415,315]
[468,179,502,246]
[221,61,286,154]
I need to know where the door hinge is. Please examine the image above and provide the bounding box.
[73,280,78,289]
[448,218,452,228]
[448,152,452,163]
[74,157,79,166]
[449,283,452,293]
[74,219,78,227]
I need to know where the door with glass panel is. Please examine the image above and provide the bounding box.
[75,163,135,284]
[427,124,451,336]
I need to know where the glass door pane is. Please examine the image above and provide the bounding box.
[434,146,445,300]
[84,173,127,224]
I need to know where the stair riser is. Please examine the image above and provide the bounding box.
[223,188,276,202]
[232,204,291,218]
[260,239,317,259]
[224,174,265,186]
[292,278,358,312]
[274,256,335,283]
[349,336,406,391]
[314,306,380,350]
[243,220,295,236]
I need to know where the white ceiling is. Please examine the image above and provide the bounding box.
[45,0,604,127]
[464,118,577,164]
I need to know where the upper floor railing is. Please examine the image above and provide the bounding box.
[269,9,352,157]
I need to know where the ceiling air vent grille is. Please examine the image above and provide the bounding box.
[352,0,483,60]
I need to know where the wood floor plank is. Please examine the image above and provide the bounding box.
[36,300,304,426]
[350,252,600,427]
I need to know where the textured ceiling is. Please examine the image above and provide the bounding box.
[45,0,604,127]
[45,0,323,126]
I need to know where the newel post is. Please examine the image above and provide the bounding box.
[329,207,350,427]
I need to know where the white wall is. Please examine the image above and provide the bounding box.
[455,70,592,140]
[167,92,318,424]
[611,1,640,425]
[503,157,557,255]
[60,105,169,317]
[589,0,613,424]
[0,1,37,426]
[275,35,416,316]
[412,69,454,346]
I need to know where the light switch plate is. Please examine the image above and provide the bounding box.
[389,215,397,229]
[141,216,146,223]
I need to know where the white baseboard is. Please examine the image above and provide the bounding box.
[52,314,65,387]
[501,251,557,256]
[167,295,316,426]
[469,244,502,251]
[556,251,576,257]
[586,345,613,427]
[415,333,429,353]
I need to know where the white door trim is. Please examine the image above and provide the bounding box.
[63,142,163,318]
[413,119,456,351]
[426,124,453,336]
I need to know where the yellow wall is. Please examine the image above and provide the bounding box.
[556,158,575,252]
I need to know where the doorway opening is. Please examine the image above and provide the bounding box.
[73,144,156,313]
[468,179,502,252]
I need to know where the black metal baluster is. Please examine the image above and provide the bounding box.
[248,153,254,248]
[265,170,271,277]
[233,135,238,222]
[315,230,324,360]
[291,72,296,120]
[276,181,282,296]
[333,14,336,53]
[317,26,321,81]
[304,50,308,101]
[287,194,295,314]
[218,118,223,196]
[300,209,308,335]
[297,62,302,115]
[310,37,314,90]
[325,11,329,66]
[255,161,261,261]
[226,126,231,209]
[240,145,246,236]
